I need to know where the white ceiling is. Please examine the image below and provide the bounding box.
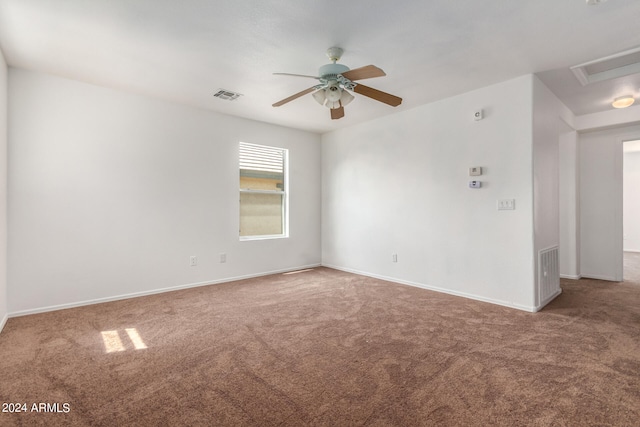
[1,0,639,134]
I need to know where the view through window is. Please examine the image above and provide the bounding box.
[239,142,288,239]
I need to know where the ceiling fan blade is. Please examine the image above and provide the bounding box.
[272,87,317,107]
[273,73,320,80]
[341,65,386,81]
[353,83,402,107]
[331,106,345,120]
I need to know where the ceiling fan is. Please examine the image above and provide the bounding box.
[272,47,402,120]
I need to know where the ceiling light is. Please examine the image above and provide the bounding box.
[586,0,607,5]
[340,90,354,107]
[313,84,355,109]
[312,89,326,105]
[612,95,635,109]
[325,85,342,103]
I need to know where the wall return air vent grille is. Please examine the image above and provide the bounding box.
[570,47,640,86]
[213,89,242,101]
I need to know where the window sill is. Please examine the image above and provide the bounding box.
[240,234,289,242]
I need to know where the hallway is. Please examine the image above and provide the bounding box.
[624,251,640,283]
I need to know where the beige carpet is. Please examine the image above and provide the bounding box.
[0,264,639,426]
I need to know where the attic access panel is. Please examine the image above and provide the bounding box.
[571,47,640,86]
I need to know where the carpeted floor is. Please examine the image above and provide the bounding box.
[1,259,639,426]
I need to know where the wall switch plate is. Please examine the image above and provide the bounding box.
[469,181,482,189]
[392,254,398,263]
[497,199,515,210]
[190,256,197,266]
[469,167,482,176]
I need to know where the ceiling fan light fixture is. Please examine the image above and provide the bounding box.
[612,95,635,108]
[312,89,327,106]
[325,85,342,103]
[272,47,402,119]
[340,90,354,107]
[314,86,354,109]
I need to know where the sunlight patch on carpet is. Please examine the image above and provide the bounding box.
[125,328,148,350]
[101,330,125,353]
[101,328,148,353]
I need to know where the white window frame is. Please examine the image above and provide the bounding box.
[239,142,289,241]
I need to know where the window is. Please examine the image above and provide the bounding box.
[239,142,288,239]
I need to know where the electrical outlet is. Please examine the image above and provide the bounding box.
[497,199,515,210]
[219,253,227,263]
[392,254,398,263]
[190,256,197,266]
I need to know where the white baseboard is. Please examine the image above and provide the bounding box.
[580,274,620,282]
[560,274,582,280]
[624,249,640,253]
[0,313,7,334]
[534,289,562,312]
[8,263,322,318]
[321,263,537,313]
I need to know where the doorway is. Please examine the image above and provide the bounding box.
[623,139,640,283]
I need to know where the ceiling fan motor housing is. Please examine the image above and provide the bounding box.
[318,63,350,80]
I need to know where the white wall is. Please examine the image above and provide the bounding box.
[532,78,568,253]
[559,130,580,278]
[322,75,538,311]
[579,124,640,281]
[531,76,574,303]
[624,148,640,252]
[0,49,7,331]
[574,106,640,132]
[8,69,321,314]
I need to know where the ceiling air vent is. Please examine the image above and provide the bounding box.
[570,47,640,86]
[213,89,242,101]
